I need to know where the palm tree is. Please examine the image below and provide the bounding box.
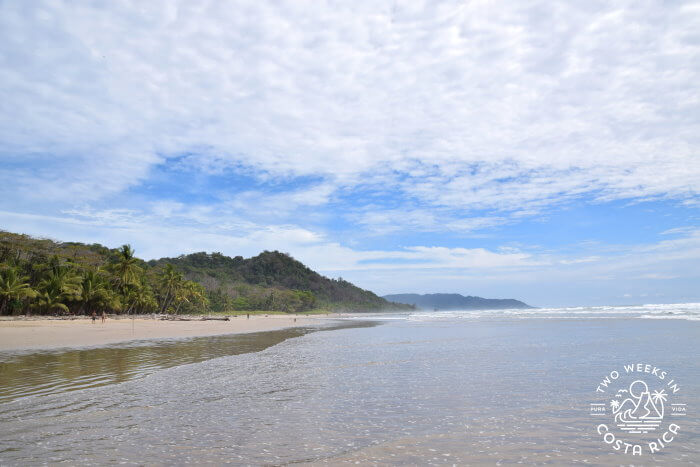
[0,267,37,315]
[173,280,208,314]
[651,389,667,417]
[36,266,81,315]
[129,282,157,314]
[610,399,620,412]
[108,245,145,317]
[112,244,142,294]
[158,264,183,314]
[186,281,208,311]
[80,269,118,314]
[35,288,70,314]
[651,389,667,404]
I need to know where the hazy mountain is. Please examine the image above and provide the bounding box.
[382,293,532,310]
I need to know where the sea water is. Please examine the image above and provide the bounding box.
[1,305,699,464]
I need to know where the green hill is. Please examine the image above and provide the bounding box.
[0,230,409,315]
[148,250,410,312]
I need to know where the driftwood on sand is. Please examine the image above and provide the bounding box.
[159,316,230,321]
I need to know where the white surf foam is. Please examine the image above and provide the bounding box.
[400,302,700,322]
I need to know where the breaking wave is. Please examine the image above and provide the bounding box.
[353,303,700,322]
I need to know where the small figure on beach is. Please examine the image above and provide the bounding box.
[246,313,250,319]
[91,311,96,323]
[101,311,106,323]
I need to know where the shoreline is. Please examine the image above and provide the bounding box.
[0,315,334,352]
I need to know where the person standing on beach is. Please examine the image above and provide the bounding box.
[91,311,96,323]
[101,311,106,323]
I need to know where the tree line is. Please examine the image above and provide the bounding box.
[0,231,321,316]
[0,242,208,316]
[150,250,412,311]
[0,231,409,315]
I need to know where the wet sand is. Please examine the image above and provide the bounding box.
[0,315,321,351]
[0,315,697,464]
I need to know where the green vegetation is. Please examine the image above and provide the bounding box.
[0,231,207,316]
[0,230,412,316]
[148,250,411,313]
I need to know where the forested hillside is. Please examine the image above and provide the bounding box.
[148,250,410,312]
[0,230,410,315]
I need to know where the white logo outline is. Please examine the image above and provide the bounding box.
[588,363,688,457]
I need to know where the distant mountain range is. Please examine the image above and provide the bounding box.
[382,293,533,310]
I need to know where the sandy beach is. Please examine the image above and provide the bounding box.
[0,315,323,351]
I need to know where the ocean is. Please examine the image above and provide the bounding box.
[1,304,699,465]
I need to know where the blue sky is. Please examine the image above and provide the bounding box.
[1,1,699,307]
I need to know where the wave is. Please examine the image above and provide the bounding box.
[360,303,700,322]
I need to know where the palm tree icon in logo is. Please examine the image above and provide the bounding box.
[651,389,668,409]
[611,380,666,433]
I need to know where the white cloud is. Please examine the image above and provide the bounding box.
[2,206,700,306]
[333,229,700,306]
[1,1,699,306]
[559,256,600,265]
[352,207,507,236]
[660,226,697,236]
[1,0,698,216]
[0,207,532,270]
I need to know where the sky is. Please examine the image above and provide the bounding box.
[1,0,699,307]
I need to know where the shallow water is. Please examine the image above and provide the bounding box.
[1,309,699,465]
[0,322,369,404]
